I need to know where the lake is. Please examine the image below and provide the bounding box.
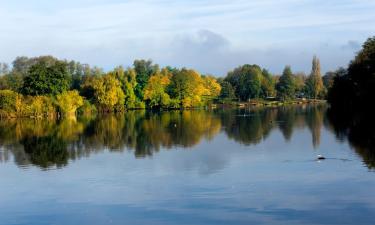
[0,105,374,225]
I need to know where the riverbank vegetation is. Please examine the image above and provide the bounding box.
[326,36,375,160]
[0,49,338,118]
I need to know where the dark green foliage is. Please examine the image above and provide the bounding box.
[322,71,336,90]
[276,66,296,100]
[218,80,236,100]
[225,64,263,101]
[21,60,71,96]
[328,36,375,109]
[21,136,68,168]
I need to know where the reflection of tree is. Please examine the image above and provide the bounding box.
[80,110,221,158]
[219,108,277,145]
[305,105,325,148]
[276,106,300,141]
[21,136,68,168]
[328,108,375,169]
[134,111,221,157]
[0,105,330,169]
[219,105,326,147]
[0,118,83,168]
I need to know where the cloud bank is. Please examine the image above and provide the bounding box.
[0,0,374,75]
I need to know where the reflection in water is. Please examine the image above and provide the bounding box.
[1,104,371,169]
[328,108,375,169]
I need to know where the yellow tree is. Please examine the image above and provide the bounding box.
[56,90,84,117]
[144,68,172,108]
[92,74,125,111]
[201,76,221,104]
[169,69,207,108]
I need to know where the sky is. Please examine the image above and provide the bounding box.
[0,0,374,76]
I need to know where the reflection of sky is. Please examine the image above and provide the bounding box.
[1,124,375,225]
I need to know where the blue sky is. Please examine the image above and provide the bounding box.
[0,0,374,76]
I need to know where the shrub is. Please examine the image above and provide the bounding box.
[0,90,22,118]
[56,90,84,117]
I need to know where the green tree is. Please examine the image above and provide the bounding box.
[133,59,159,100]
[276,66,296,100]
[218,80,236,101]
[328,36,375,108]
[294,72,307,96]
[112,66,137,109]
[305,56,324,99]
[225,64,263,101]
[260,69,276,98]
[21,60,71,96]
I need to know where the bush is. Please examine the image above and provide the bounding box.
[77,100,97,116]
[56,90,84,117]
[0,90,22,118]
[22,95,56,118]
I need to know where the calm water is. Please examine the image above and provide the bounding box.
[1,105,374,225]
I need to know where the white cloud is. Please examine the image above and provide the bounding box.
[0,0,374,75]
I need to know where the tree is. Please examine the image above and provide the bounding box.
[218,80,236,100]
[111,66,137,109]
[201,75,221,102]
[305,56,324,99]
[144,69,172,108]
[260,69,276,98]
[276,66,296,100]
[294,72,307,96]
[168,69,206,107]
[20,60,71,96]
[225,64,263,101]
[56,90,84,117]
[92,74,125,111]
[0,90,22,117]
[133,59,159,100]
[0,63,9,76]
[328,36,375,109]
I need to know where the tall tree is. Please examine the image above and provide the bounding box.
[110,66,137,109]
[294,72,307,95]
[276,66,296,100]
[260,69,276,98]
[305,56,324,99]
[133,59,159,100]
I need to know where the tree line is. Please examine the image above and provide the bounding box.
[0,53,331,118]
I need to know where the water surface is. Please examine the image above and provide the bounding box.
[1,105,374,225]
